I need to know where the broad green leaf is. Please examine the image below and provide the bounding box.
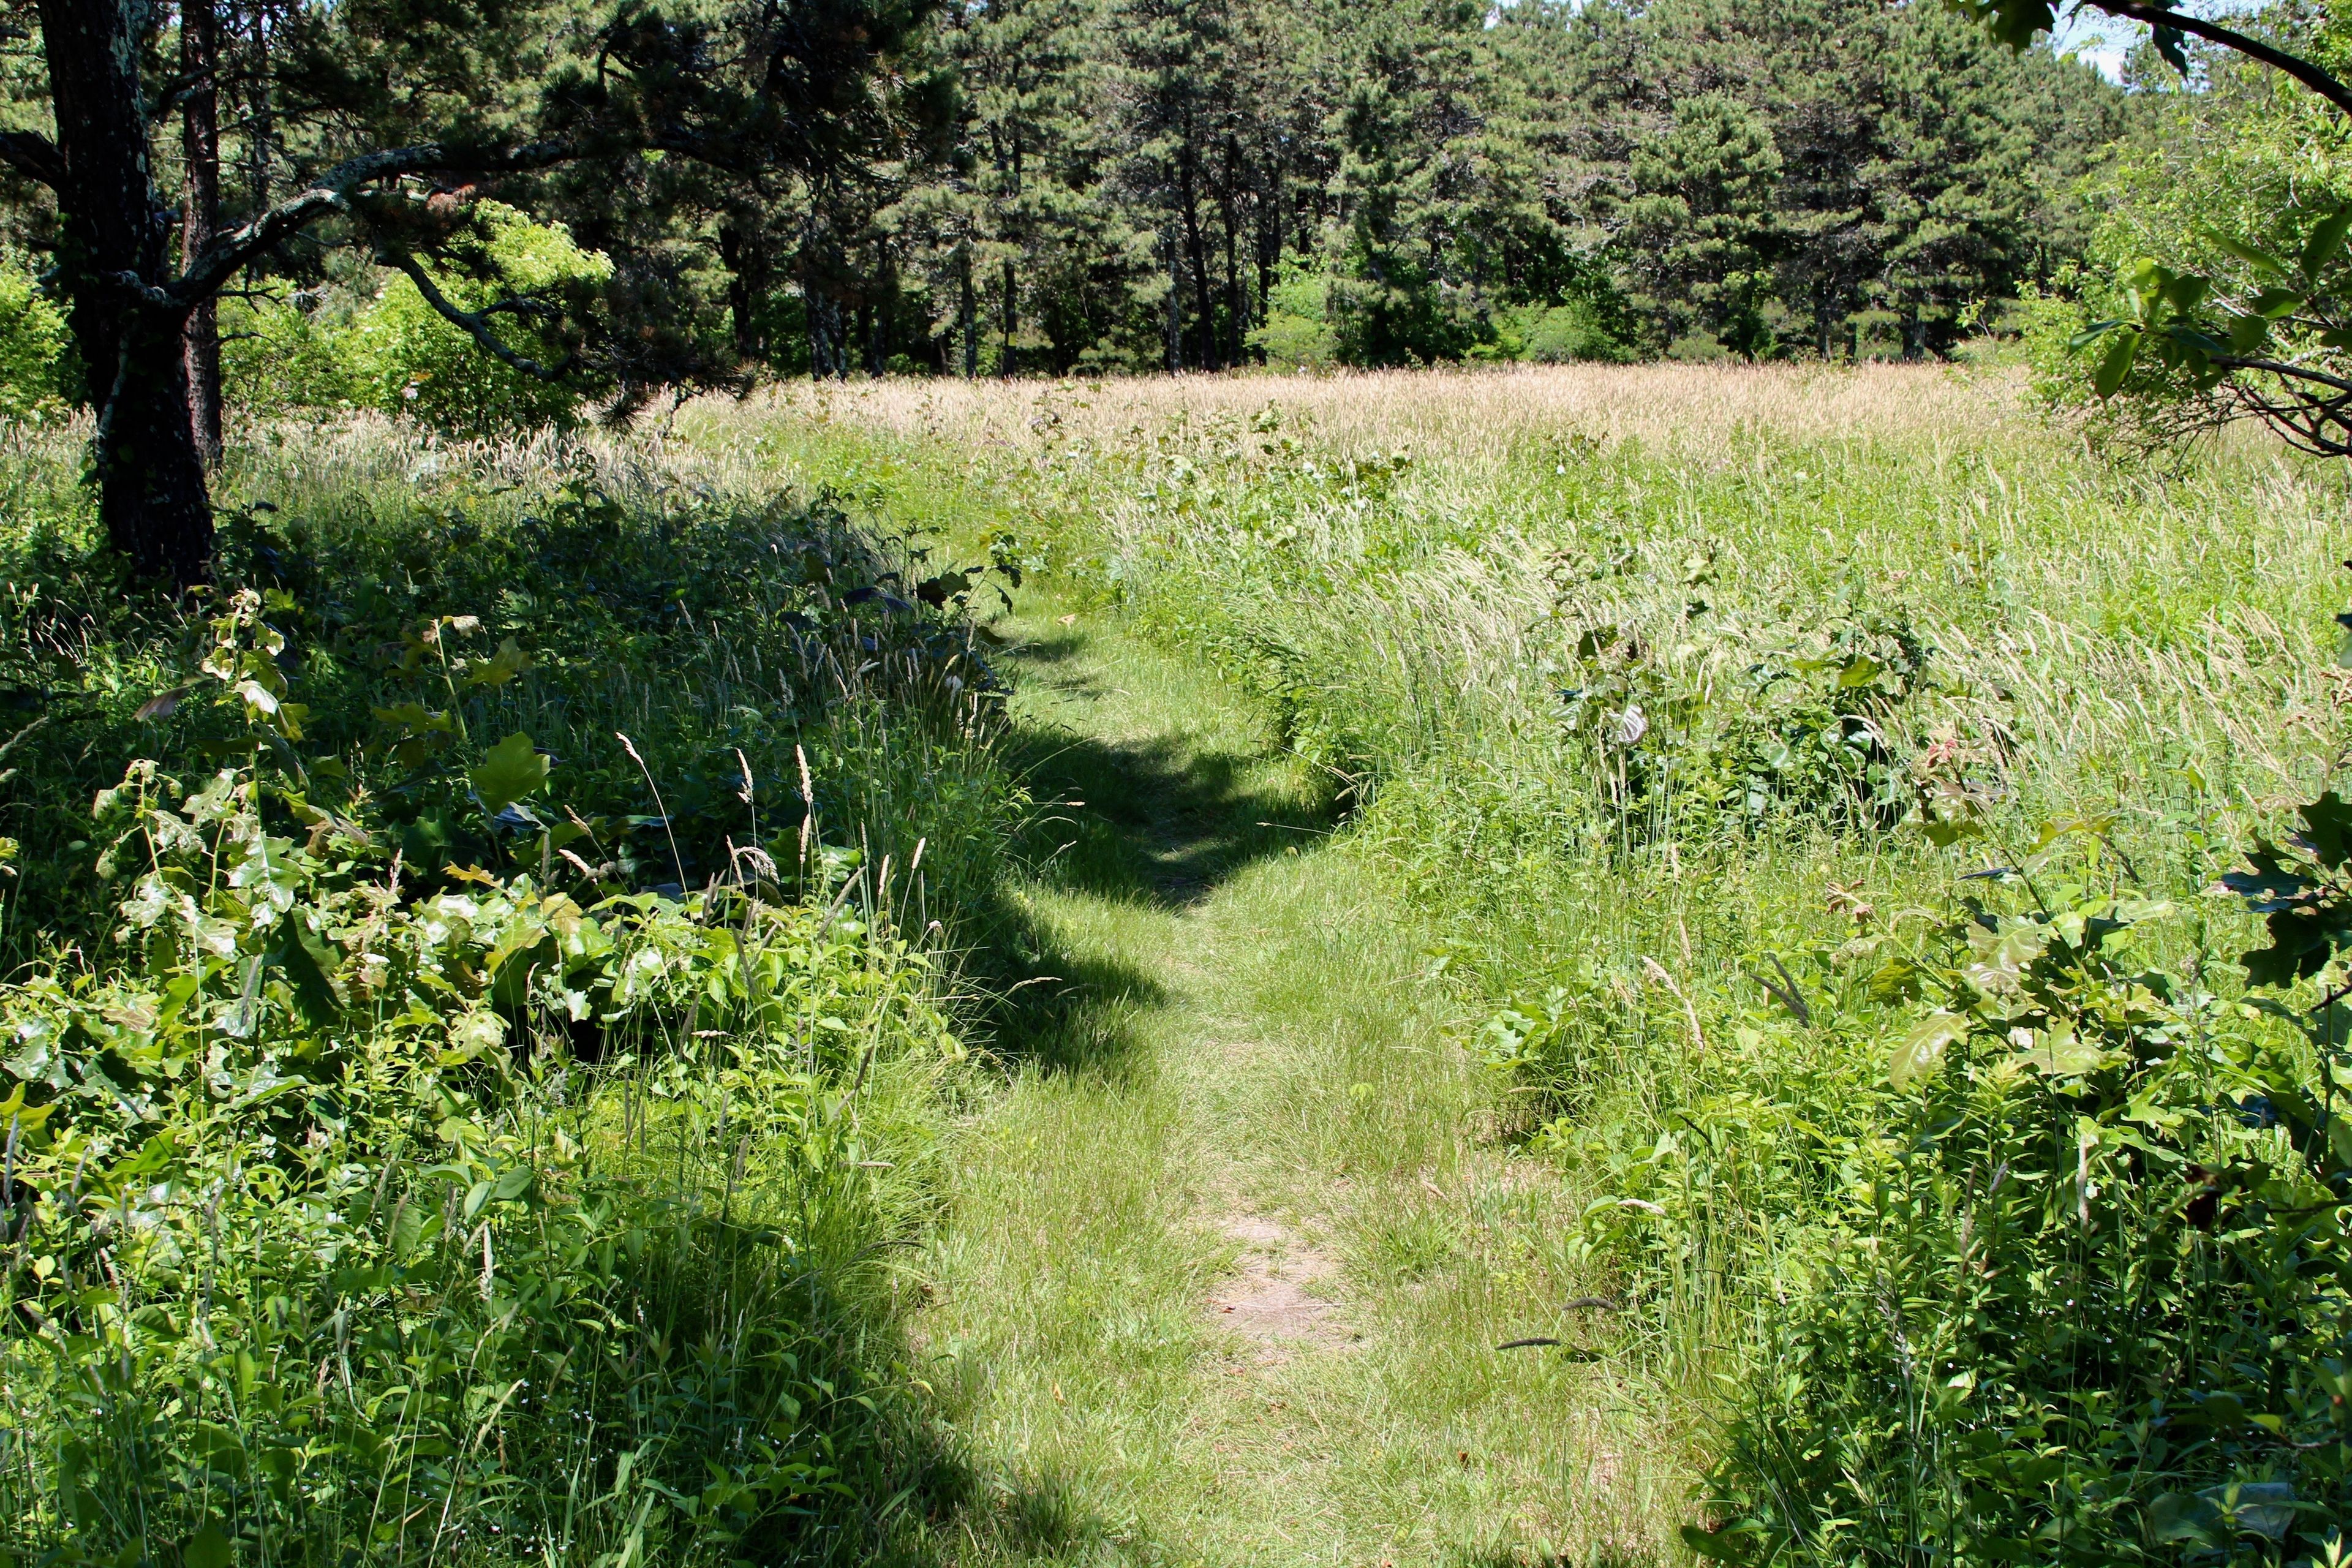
[2299,790,2352,870]
[2159,273,2209,313]
[2067,320,2122,350]
[184,1525,235,1568]
[2092,331,2137,398]
[2012,1025,2105,1077]
[2230,314,2273,353]
[1890,1011,1966,1088]
[463,637,532,690]
[2302,206,2352,279]
[469,731,550,814]
[270,913,343,1027]
[2250,285,2306,320]
[2211,233,2287,276]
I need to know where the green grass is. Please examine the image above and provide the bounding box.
[884,594,1683,1565]
[12,361,2352,1566]
[698,364,2352,1564]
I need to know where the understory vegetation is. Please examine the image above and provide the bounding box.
[725,363,2352,1565]
[0,418,1041,1563]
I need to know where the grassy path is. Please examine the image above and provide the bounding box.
[899,597,1681,1568]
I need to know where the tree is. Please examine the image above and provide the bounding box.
[1967,0,2352,451]
[1623,92,1782,357]
[5,0,933,586]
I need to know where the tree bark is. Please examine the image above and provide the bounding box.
[959,243,976,379]
[1178,141,1217,370]
[717,219,769,361]
[39,0,213,586]
[183,0,223,466]
[1001,258,1016,379]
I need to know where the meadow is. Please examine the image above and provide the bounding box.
[4,360,2350,1566]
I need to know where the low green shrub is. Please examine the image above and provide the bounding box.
[0,262,69,423]
[1,739,959,1561]
[1686,837,2352,1563]
[0,423,1025,1564]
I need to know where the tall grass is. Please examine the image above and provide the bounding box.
[0,415,1030,1564]
[704,363,2352,1562]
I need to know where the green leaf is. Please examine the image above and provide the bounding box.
[183,1524,234,1568]
[2150,22,2188,74]
[2092,330,2138,398]
[1684,1523,1759,1561]
[270,913,343,1027]
[463,637,532,690]
[2230,314,2273,353]
[2299,790,2352,870]
[2145,1493,2218,1546]
[469,732,550,815]
[2066,320,2123,350]
[1890,1012,1966,1088]
[2160,273,2209,313]
[2302,206,2352,280]
[2250,285,2307,320]
[2211,233,2288,276]
[1966,0,2056,52]
[2012,1025,2106,1077]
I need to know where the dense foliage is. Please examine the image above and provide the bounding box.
[747,368,2352,1563]
[0,424,1031,1562]
[0,0,2126,433]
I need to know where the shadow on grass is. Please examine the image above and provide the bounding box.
[799,624,1336,1561]
[943,656,1336,1077]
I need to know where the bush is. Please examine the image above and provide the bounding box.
[0,262,70,421]
[219,284,364,415]
[0,427,1026,1562]
[1247,258,1340,370]
[346,203,613,437]
[1689,858,2352,1564]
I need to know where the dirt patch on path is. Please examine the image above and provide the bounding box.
[1208,1215,1356,1363]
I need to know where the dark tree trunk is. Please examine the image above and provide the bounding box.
[39,0,214,586]
[717,221,770,361]
[182,0,222,466]
[1257,144,1280,332]
[1178,143,1217,371]
[1000,258,1016,379]
[959,244,977,379]
[1165,230,1182,372]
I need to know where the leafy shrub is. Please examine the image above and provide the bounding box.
[1688,853,2351,1564]
[3,456,1013,970]
[1558,584,1934,842]
[1483,299,1635,365]
[347,203,614,437]
[1247,258,1340,370]
[219,284,364,415]
[0,262,69,421]
[0,424,1027,1561]
[1,737,960,1561]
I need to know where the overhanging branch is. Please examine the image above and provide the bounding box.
[0,129,63,189]
[173,139,580,309]
[2087,0,2352,119]
[380,251,570,382]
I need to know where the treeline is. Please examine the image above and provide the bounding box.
[0,0,2132,426]
[830,0,2130,374]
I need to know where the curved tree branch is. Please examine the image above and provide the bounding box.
[2214,353,2352,396]
[172,139,581,310]
[2086,0,2352,119]
[0,129,64,189]
[380,251,570,382]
